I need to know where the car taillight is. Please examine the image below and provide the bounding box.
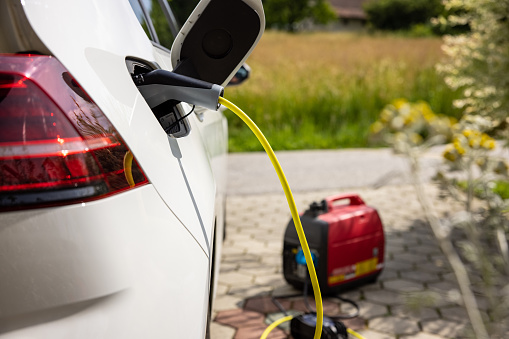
[0,55,148,210]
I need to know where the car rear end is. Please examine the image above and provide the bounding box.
[0,0,225,337]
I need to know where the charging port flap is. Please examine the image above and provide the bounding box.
[170,0,264,86]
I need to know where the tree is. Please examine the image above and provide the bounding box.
[363,0,443,31]
[263,0,336,31]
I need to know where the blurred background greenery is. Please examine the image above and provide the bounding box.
[223,0,466,152]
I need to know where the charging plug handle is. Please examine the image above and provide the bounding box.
[133,70,224,110]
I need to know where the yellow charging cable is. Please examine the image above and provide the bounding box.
[348,328,367,339]
[219,96,323,339]
[124,150,135,188]
[259,315,294,339]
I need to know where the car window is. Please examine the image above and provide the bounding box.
[128,0,154,41]
[129,0,175,50]
[143,0,175,50]
[129,0,200,51]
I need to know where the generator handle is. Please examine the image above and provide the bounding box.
[326,194,365,211]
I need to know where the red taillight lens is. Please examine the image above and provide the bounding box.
[0,55,148,210]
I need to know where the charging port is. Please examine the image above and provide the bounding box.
[126,58,191,138]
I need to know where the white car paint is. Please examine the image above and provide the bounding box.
[0,186,210,338]
[0,0,263,337]
[19,0,217,254]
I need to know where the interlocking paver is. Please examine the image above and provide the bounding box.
[253,273,285,286]
[215,309,265,328]
[440,305,470,324]
[210,322,236,339]
[221,246,246,256]
[383,279,425,293]
[397,252,430,264]
[214,294,245,311]
[344,301,388,319]
[428,280,460,293]
[228,285,273,298]
[364,290,405,306]
[384,260,414,271]
[361,281,384,292]
[218,272,254,285]
[356,329,396,338]
[235,323,286,339]
[377,269,399,282]
[421,318,468,338]
[399,270,441,284]
[418,261,451,274]
[391,305,439,321]
[412,244,442,256]
[400,332,444,339]
[216,283,229,295]
[386,245,407,256]
[368,316,420,335]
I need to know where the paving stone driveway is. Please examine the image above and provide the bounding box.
[211,150,475,339]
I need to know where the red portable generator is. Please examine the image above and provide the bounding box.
[283,194,385,295]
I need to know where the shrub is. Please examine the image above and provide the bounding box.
[364,0,443,31]
[263,0,336,31]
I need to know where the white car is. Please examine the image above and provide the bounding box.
[0,0,264,338]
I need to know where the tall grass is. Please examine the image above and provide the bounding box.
[224,31,460,152]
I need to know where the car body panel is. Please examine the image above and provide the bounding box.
[18,0,219,255]
[0,185,210,338]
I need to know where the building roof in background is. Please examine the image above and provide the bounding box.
[329,0,371,20]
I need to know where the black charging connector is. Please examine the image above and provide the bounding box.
[291,313,347,339]
[132,69,224,110]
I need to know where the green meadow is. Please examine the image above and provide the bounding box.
[224,31,461,152]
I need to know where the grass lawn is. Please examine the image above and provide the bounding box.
[224,31,461,152]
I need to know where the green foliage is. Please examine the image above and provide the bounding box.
[263,0,336,31]
[364,0,443,31]
[408,23,435,37]
[457,180,509,200]
[227,68,455,152]
[430,4,470,35]
[438,0,509,135]
[310,0,337,25]
[226,32,460,152]
[493,180,509,200]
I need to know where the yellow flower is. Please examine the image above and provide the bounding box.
[468,135,481,148]
[480,134,495,150]
[392,98,408,110]
[453,138,466,155]
[417,101,436,122]
[462,129,474,138]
